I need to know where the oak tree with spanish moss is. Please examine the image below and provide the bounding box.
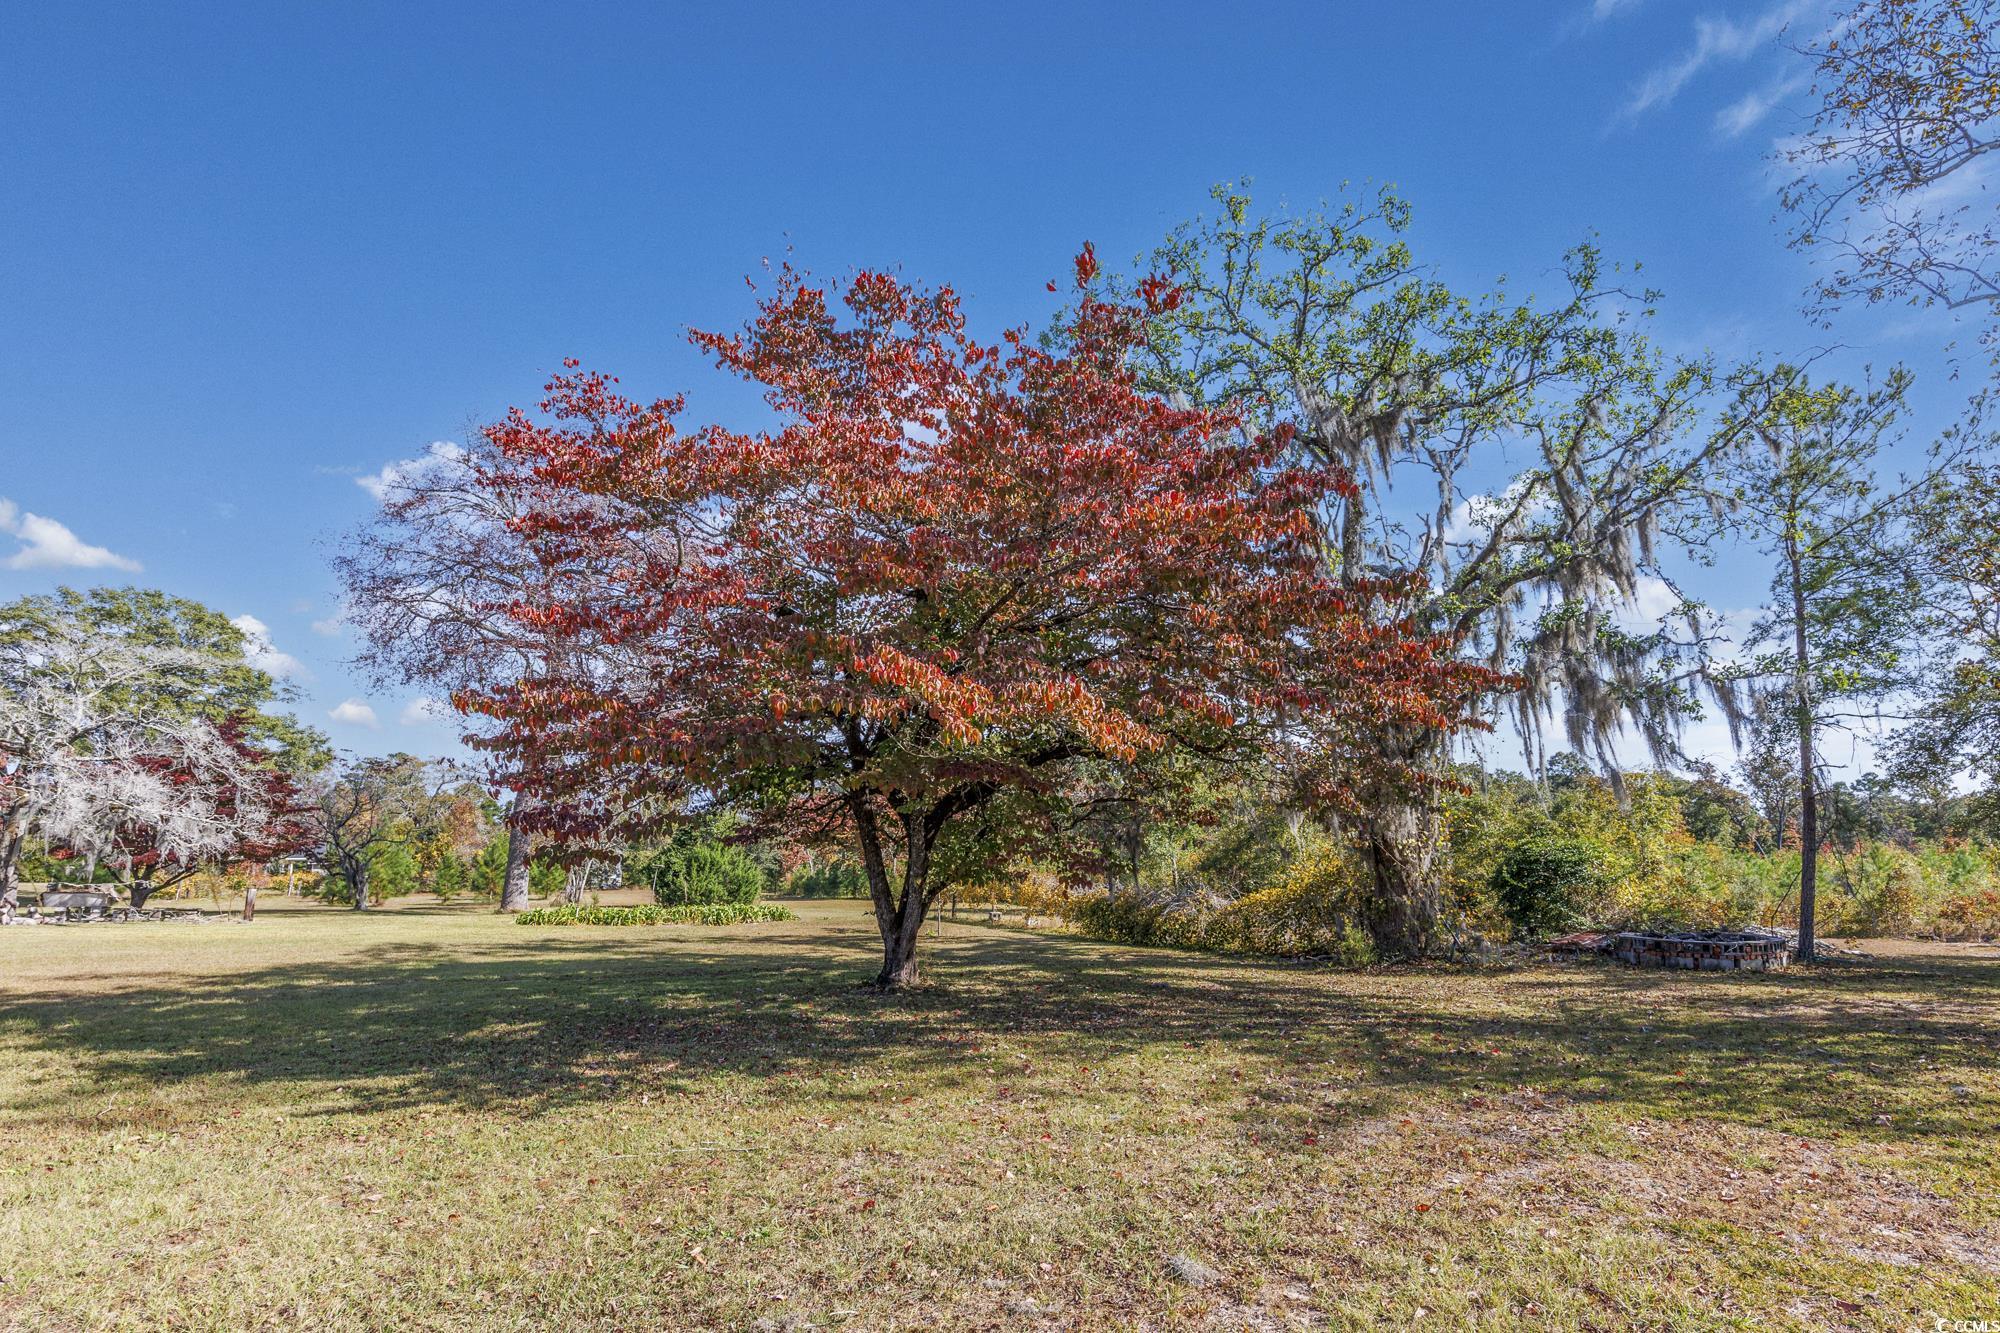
[1118,184,1788,957]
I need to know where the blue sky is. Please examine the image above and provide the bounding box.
[0,1,1971,773]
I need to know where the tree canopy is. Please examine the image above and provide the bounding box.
[0,587,323,902]
[1109,183,1791,953]
[459,251,1495,984]
[1785,0,2000,367]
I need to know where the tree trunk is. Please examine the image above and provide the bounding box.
[878,887,929,988]
[850,798,937,989]
[242,884,257,922]
[129,879,158,911]
[1789,536,1819,964]
[1795,713,1819,964]
[0,829,20,922]
[1352,726,1448,961]
[346,855,371,910]
[0,828,25,900]
[499,810,532,912]
[1356,801,1443,960]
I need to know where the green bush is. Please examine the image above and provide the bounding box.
[431,854,470,903]
[1062,847,1376,963]
[528,854,566,898]
[515,903,795,927]
[637,838,764,906]
[366,842,419,900]
[1066,892,1199,949]
[1489,835,1604,938]
[784,860,869,898]
[469,839,510,899]
[315,843,416,903]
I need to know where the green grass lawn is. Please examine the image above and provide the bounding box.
[2,900,1997,1331]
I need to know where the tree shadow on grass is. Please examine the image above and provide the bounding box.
[1,920,1996,1151]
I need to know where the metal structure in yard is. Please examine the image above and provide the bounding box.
[3,889,209,925]
[35,889,115,921]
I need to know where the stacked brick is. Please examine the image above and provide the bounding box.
[1611,931,1791,971]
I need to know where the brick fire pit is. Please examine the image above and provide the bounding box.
[1611,929,1791,971]
[1543,929,1793,970]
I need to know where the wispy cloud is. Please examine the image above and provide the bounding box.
[1623,0,1811,121]
[309,602,348,637]
[399,697,453,726]
[1609,581,1766,682]
[1610,574,1691,632]
[1714,69,1809,137]
[329,699,380,728]
[356,441,466,502]
[0,498,143,572]
[230,614,309,680]
[1590,0,1643,20]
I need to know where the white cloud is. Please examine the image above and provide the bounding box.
[0,498,143,573]
[356,441,467,502]
[1624,1,1812,120]
[229,614,309,680]
[310,612,345,637]
[329,699,380,728]
[1590,0,1642,19]
[399,697,454,725]
[1714,70,1808,137]
[1611,574,1689,632]
[1608,577,1766,661]
[1443,481,1551,544]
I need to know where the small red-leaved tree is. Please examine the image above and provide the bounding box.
[467,250,1492,986]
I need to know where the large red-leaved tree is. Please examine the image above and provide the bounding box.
[465,251,1493,986]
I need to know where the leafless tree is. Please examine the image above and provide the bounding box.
[335,437,558,910]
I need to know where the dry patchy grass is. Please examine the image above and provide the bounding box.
[1,899,1997,1330]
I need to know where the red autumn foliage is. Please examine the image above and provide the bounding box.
[461,253,1494,985]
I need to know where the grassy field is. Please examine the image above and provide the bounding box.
[1,900,1997,1331]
